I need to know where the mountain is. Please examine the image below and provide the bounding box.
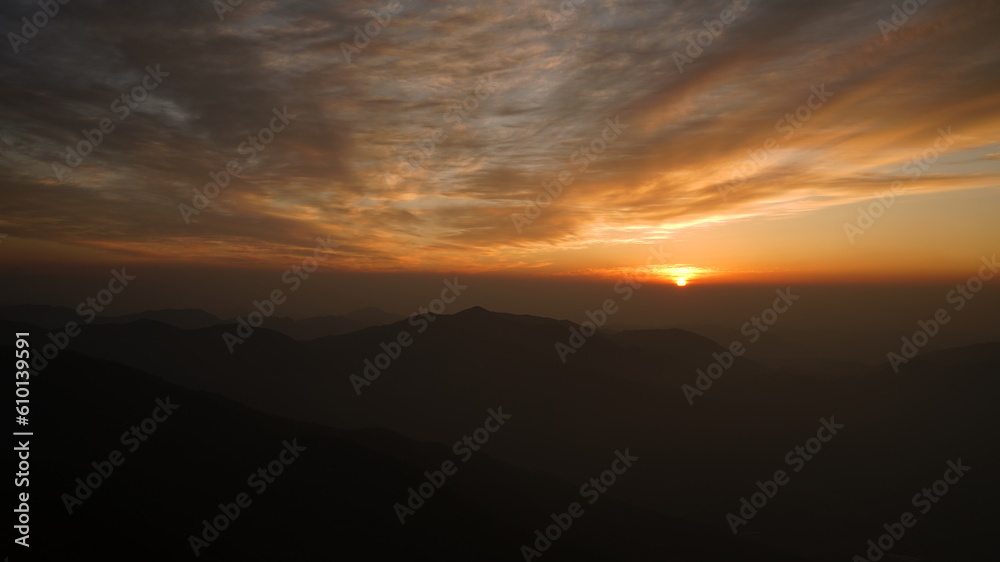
[96,308,223,329]
[4,308,998,561]
[0,305,225,331]
[0,304,404,342]
[260,314,365,340]
[343,306,405,326]
[2,342,804,561]
[242,307,402,340]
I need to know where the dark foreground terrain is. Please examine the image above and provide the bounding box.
[3,307,998,561]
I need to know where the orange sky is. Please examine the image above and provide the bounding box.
[1,0,998,285]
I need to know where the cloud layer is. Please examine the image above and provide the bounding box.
[1,0,998,278]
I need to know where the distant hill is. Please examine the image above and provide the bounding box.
[253,307,402,340]
[0,304,404,340]
[97,308,223,329]
[343,306,405,326]
[2,341,804,561]
[3,307,997,561]
[262,314,365,340]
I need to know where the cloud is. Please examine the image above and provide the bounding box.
[1,0,999,273]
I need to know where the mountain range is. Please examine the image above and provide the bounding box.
[3,305,997,561]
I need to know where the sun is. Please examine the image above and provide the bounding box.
[609,264,707,286]
[648,265,704,286]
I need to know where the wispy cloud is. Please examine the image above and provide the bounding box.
[1,0,998,275]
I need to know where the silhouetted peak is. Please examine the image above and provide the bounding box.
[456,305,493,316]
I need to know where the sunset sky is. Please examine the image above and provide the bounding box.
[2,0,999,289]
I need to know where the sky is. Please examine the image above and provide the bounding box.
[1,0,999,294]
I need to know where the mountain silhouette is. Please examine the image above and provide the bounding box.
[2,341,806,561]
[4,307,997,561]
[97,308,223,329]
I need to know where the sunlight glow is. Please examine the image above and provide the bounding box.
[645,265,706,286]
